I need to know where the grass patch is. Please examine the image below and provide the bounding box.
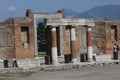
[0,72,33,78]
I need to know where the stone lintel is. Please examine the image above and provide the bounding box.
[33,13,62,19]
[47,18,95,26]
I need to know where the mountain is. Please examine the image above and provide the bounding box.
[63,8,81,18]
[64,5,120,20]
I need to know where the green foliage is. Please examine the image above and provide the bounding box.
[37,22,46,42]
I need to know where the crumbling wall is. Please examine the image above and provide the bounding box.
[0,19,15,59]
[92,20,120,54]
[63,26,71,55]
[0,25,7,59]
[13,17,35,59]
[76,25,87,54]
[92,20,106,54]
[62,20,120,55]
[105,21,120,54]
[0,9,35,59]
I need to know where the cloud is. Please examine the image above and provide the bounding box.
[8,6,16,12]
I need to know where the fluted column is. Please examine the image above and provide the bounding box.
[51,27,58,65]
[70,26,78,63]
[87,27,93,62]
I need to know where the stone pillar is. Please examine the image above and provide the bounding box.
[51,27,58,65]
[59,26,63,55]
[70,26,78,63]
[87,27,93,62]
[33,18,38,57]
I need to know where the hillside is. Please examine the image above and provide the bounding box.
[64,5,120,20]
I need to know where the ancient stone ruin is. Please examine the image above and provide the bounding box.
[0,9,120,66]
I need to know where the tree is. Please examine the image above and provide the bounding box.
[37,22,46,42]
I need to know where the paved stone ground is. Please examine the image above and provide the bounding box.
[1,63,120,80]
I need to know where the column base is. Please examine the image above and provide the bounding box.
[87,58,94,62]
[52,60,59,65]
[72,58,78,63]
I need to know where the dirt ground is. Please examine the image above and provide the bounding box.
[1,63,120,80]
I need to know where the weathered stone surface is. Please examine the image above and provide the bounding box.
[0,60,119,73]
[17,58,41,68]
[0,9,120,61]
[93,20,120,54]
[0,9,35,59]
[95,54,112,61]
[59,19,120,56]
[0,60,4,68]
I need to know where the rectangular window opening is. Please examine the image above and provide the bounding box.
[111,25,117,41]
[21,27,29,49]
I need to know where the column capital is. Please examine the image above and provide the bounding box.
[84,25,92,28]
[49,25,59,29]
[71,25,76,27]
[51,27,56,31]
[48,25,57,31]
[69,25,76,29]
[87,27,92,31]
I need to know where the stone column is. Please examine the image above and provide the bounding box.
[70,26,78,63]
[33,18,38,57]
[59,26,63,55]
[51,27,58,65]
[87,27,93,62]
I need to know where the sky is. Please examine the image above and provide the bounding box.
[0,0,120,21]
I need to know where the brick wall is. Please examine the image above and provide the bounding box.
[0,9,35,59]
[93,20,120,54]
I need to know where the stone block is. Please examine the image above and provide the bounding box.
[17,59,40,68]
[96,54,112,62]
